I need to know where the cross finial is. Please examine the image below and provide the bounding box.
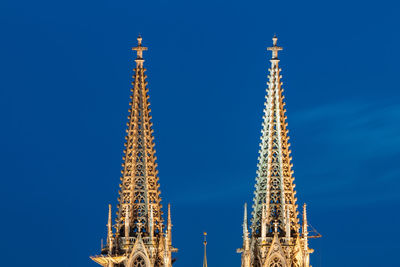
[267,34,283,59]
[132,34,148,63]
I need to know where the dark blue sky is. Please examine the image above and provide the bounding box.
[1,0,399,266]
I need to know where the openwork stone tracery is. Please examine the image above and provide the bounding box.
[269,257,283,267]
[132,256,146,267]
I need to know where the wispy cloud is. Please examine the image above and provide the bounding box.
[166,101,400,208]
[291,100,400,207]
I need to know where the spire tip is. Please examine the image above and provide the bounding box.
[272,34,278,46]
[267,34,283,59]
[132,34,148,63]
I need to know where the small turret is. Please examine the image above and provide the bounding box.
[203,232,208,267]
[167,203,172,246]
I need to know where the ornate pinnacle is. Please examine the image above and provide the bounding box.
[303,204,308,249]
[107,204,113,250]
[167,203,172,246]
[203,232,208,267]
[243,203,248,237]
[267,34,283,59]
[243,203,250,250]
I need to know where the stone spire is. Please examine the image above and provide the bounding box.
[116,34,163,238]
[238,35,317,267]
[91,35,177,267]
[251,35,299,237]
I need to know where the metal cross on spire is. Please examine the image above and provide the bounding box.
[132,35,148,67]
[132,35,148,59]
[267,34,283,59]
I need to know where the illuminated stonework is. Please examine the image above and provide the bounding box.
[90,36,177,267]
[90,34,319,267]
[237,36,318,267]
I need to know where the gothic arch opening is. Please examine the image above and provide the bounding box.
[268,257,283,267]
[132,256,147,267]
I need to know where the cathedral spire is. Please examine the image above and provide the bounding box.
[91,35,177,267]
[251,35,299,237]
[116,35,163,240]
[238,34,318,267]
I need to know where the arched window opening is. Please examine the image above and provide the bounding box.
[132,256,146,267]
[269,257,283,267]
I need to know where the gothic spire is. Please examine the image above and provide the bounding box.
[251,35,299,238]
[238,35,317,267]
[91,35,177,267]
[116,35,163,239]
